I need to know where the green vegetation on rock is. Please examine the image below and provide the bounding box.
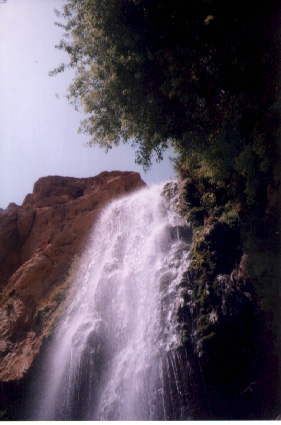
[177,173,280,418]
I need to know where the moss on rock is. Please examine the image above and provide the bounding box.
[177,174,280,419]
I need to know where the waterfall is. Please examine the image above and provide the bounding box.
[31,181,193,420]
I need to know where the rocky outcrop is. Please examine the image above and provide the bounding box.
[0,171,146,383]
[177,176,281,420]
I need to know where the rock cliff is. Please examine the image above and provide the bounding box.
[177,175,280,419]
[0,171,146,384]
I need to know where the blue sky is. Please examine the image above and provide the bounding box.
[0,0,176,209]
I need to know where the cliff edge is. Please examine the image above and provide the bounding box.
[0,171,146,383]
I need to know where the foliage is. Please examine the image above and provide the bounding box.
[52,0,280,183]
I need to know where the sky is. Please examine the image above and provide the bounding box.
[0,0,176,209]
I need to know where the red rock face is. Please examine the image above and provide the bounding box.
[0,171,146,382]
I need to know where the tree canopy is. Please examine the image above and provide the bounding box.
[53,0,280,209]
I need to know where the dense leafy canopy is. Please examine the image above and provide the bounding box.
[53,0,280,209]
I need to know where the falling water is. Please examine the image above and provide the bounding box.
[32,181,194,420]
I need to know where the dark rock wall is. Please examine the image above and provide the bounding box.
[177,176,280,419]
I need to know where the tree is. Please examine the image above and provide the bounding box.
[52,0,280,207]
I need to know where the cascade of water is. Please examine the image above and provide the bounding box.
[32,181,193,420]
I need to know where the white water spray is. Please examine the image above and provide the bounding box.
[32,182,193,420]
